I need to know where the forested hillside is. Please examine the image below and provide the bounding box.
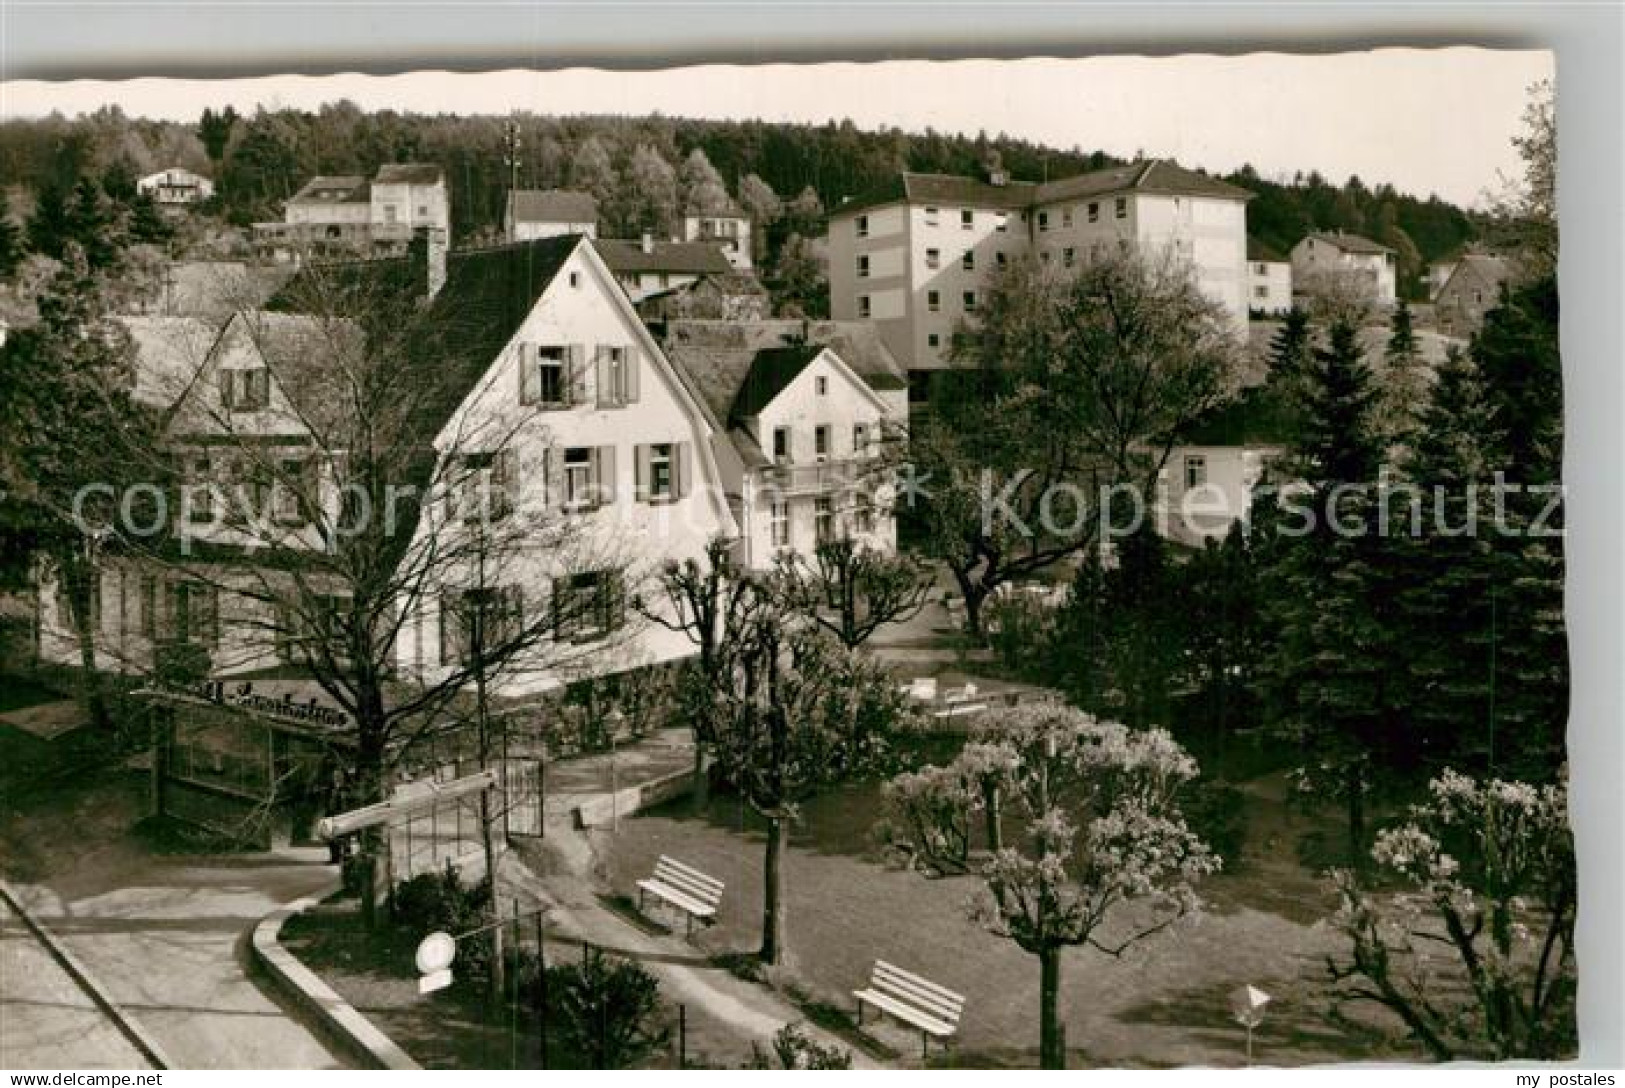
[1,103,1479,295]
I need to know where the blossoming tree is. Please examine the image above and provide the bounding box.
[878,704,1217,1068]
[1328,770,1577,1060]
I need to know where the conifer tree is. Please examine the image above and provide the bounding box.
[0,190,22,279]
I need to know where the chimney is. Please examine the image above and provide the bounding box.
[409,226,448,301]
[640,231,654,255]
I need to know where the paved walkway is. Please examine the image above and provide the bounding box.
[0,894,152,1069]
[5,849,349,1069]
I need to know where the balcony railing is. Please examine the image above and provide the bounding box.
[760,457,885,495]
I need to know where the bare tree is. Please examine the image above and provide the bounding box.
[769,536,931,649]
[910,250,1242,639]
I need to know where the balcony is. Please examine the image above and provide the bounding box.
[760,457,884,496]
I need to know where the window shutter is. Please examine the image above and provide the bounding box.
[518,343,538,405]
[438,593,454,664]
[675,441,692,500]
[607,571,627,631]
[634,444,650,502]
[623,350,641,403]
[550,577,565,638]
[595,445,617,505]
[140,576,157,638]
[594,346,613,409]
[567,344,587,405]
[544,447,564,509]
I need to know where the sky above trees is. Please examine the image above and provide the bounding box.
[2,48,1551,208]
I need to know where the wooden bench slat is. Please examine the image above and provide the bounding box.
[637,879,718,917]
[874,961,966,1011]
[653,857,724,896]
[872,979,963,1020]
[852,988,957,1037]
[652,871,723,904]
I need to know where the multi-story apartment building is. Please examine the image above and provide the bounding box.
[252,163,449,260]
[36,233,740,697]
[1289,230,1397,307]
[827,159,1254,384]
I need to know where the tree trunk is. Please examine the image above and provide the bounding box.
[64,563,110,732]
[982,782,1002,853]
[1039,944,1065,1069]
[962,585,988,642]
[690,739,710,812]
[479,786,506,1005]
[759,815,786,964]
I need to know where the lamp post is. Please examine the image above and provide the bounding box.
[1229,984,1272,1066]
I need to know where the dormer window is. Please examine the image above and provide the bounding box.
[221,368,269,411]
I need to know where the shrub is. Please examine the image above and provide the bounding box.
[516,947,667,1068]
[1181,778,1248,871]
[388,864,494,982]
[153,641,212,688]
[746,1024,852,1069]
[984,593,1057,679]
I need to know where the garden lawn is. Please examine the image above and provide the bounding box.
[601,774,1412,1068]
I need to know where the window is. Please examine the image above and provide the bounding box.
[925,248,940,270]
[962,290,978,312]
[1061,208,1073,228]
[960,209,974,229]
[221,368,269,411]
[273,457,311,524]
[568,271,580,288]
[814,424,831,461]
[961,251,975,271]
[855,215,869,238]
[383,204,398,223]
[814,497,835,544]
[637,442,688,503]
[187,456,216,522]
[562,446,610,511]
[927,290,941,312]
[158,580,219,645]
[815,375,829,396]
[458,449,517,522]
[1115,196,1128,219]
[520,345,571,408]
[1037,210,1050,232]
[1088,201,1099,223]
[1063,248,1075,268]
[1184,455,1207,489]
[773,426,791,462]
[927,332,941,348]
[853,422,871,455]
[1254,285,1269,299]
[770,502,790,548]
[924,206,939,225]
[856,254,870,279]
[441,586,523,665]
[418,204,429,217]
[595,346,638,408]
[552,570,624,642]
[857,295,871,319]
[995,212,1009,233]
[1254,261,1269,275]
[1040,250,1052,264]
[853,492,875,535]
[996,251,1007,269]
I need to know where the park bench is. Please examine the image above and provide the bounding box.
[636,855,724,935]
[934,682,987,718]
[853,959,965,1057]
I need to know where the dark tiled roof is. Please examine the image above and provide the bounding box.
[834,159,1251,218]
[594,238,734,276]
[660,319,907,391]
[1247,236,1287,262]
[508,189,599,224]
[1037,159,1254,204]
[374,163,444,186]
[1302,230,1393,256]
[730,346,824,422]
[1446,253,1511,290]
[288,176,369,204]
[267,235,583,470]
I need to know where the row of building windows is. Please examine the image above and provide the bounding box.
[1037,197,1128,232]
[517,344,640,410]
[769,422,876,463]
[766,493,877,549]
[439,569,626,662]
[854,207,1017,238]
[452,440,695,520]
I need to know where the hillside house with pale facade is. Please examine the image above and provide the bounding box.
[253,163,449,260]
[1290,230,1397,308]
[506,189,600,242]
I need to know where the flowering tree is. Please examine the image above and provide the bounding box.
[1328,770,1577,1061]
[878,705,1217,1068]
